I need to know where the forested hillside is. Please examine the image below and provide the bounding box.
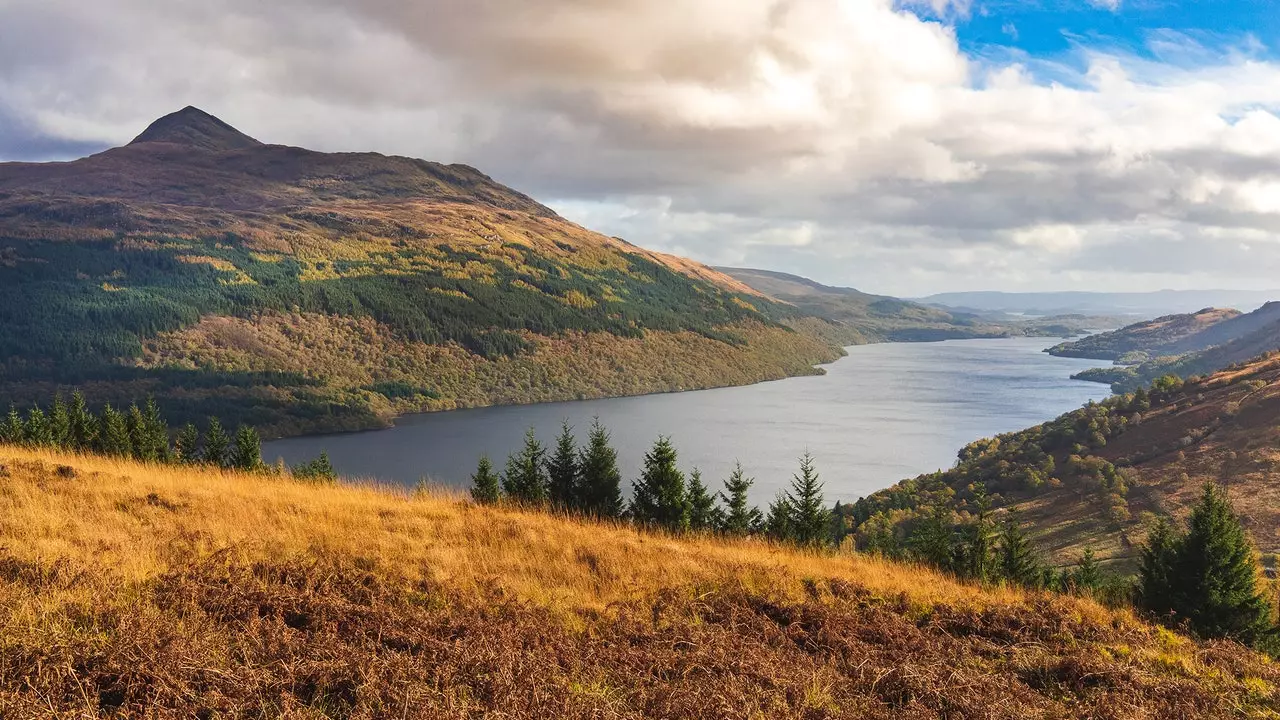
[846,352,1280,570]
[0,107,846,435]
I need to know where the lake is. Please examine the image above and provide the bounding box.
[263,336,1112,506]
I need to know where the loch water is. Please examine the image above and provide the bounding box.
[264,336,1112,505]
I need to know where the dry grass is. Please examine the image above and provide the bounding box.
[2,445,1280,718]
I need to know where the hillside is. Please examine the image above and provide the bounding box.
[1055,303,1280,391]
[718,268,1102,343]
[1046,307,1245,362]
[2,445,1278,717]
[849,351,1280,571]
[0,107,848,436]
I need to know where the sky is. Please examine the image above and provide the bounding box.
[1,0,1279,296]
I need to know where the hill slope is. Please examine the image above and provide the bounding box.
[850,351,1280,569]
[1053,303,1280,391]
[2,444,1277,718]
[0,107,844,435]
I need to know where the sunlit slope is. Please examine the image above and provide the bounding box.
[1,445,1277,718]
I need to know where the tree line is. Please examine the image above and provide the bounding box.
[0,392,334,480]
[469,420,834,546]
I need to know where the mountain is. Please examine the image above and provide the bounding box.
[4,443,1276,716]
[848,351,1280,569]
[0,107,844,435]
[720,268,1111,343]
[1051,303,1280,391]
[918,289,1280,316]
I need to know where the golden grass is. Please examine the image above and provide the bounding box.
[0,444,1032,616]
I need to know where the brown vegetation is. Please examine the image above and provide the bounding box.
[2,446,1279,717]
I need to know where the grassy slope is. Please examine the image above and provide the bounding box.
[3,446,1279,717]
[852,352,1280,570]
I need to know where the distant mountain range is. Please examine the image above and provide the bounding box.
[720,268,1116,343]
[918,290,1280,317]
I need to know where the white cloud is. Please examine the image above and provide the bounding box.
[2,0,1280,294]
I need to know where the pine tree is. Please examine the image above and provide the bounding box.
[546,421,579,511]
[910,502,956,571]
[0,405,25,445]
[686,468,720,532]
[25,406,53,447]
[229,426,263,471]
[49,394,71,450]
[502,428,548,506]
[470,455,501,505]
[718,462,762,535]
[962,484,998,581]
[125,403,149,460]
[293,452,337,481]
[202,418,230,467]
[68,392,97,450]
[141,397,170,462]
[578,419,623,519]
[1070,549,1102,595]
[98,404,132,458]
[630,436,688,533]
[1137,516,1178,615]
[997,511,1044,588]
[1171,483,1273,644]
[786,452,831,547]
[764,492,793,542]
[174,423,200,464]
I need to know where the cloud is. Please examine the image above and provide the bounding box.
[1,0,1279,294]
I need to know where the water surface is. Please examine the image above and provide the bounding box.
[264,336,1110,505]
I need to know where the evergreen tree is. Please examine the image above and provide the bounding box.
[174,423,200,464]
[764,492,793,542]
[997,511,1044,588]
[1070,549,1102,595]
[962,483,998,581]
[1137,516,1178,615]
[686,468,720,532]
[68,392,97,450]
[786,452,831,547]
[546,421,579,511]
[578,419,623,519]
[202,418,230,467]
[470,455,501,505]
[910,502,956,571]
[1172,483,1272,644]
[229,425,263,471]
[25,406,53,447]
[293,452,337,481]
[718,462,762,536]
[140,397,170,462]
[630,436,688,533]
[98,404,132,458]
[502,428,548,506]
[125,403,149,460]
[0,405,25,445]
[49,394,71,449]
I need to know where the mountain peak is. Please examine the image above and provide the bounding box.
[129,106,262,151]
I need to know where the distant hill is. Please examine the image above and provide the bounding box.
[848,352,1280,568]
[1052,303,1280,391]
[720,268,1110,343]
[918,289,1280,316]
[0,107,845,435]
